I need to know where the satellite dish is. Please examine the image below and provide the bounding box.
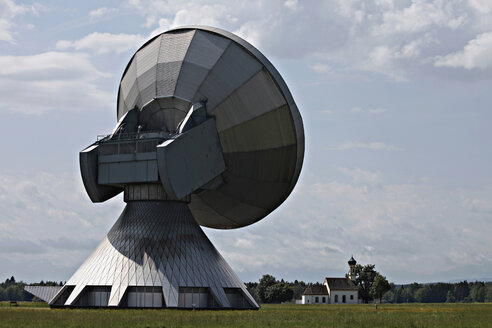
[117,26,304,229]
[44,26,304,309]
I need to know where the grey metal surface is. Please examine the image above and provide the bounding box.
[51,201,258,309]
[115,26,304,229]
[24,286,63,303]
[80,145,122,202]
[157,118,225,199]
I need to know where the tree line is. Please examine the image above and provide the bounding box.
[383,281,492,303]
[0,276,63,302]
[3,273,492,304]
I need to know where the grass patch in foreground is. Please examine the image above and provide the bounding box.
[0,301,48,308]
[0,303,491,327]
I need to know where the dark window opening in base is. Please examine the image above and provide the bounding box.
[75,286,111,307]
[121,286,164,308]
[178,287,217,308]
[224,288,252,308]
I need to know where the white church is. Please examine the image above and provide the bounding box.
[297,256,359,304]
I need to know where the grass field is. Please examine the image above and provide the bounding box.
[0,302,491,327]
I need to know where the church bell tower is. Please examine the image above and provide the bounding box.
[348,256,357,282]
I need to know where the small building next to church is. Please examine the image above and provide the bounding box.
[297,256,359,304]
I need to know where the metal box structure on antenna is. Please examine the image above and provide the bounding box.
[32,26,304,309]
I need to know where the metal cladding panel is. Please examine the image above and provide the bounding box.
[156,31,195,97]
[135,35,160,104]
[124,81,141,112]
[136,68,157,107]
[192,42,263,111]
[219,105,296,153]
[156,61,183,97]
[80,144,122,202]
[216,172,290,210]
[212,69,287,132]
[196,190,268,224]
[25,286,63,303]
[157,118,226,199]
[185,30,231,68]
[189,194,241,228]
[120,60,138,106]
[151,109,177,133]
[139,98,161,122]
[223,145,297,182]
[174,30,231,100]
[174,63,211,102]
[172,97,192,112]
[158,31,195,62]
[118,87,128,119]
[136,35,161,75]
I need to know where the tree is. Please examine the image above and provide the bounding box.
[370,274,391,303]
[470,282,486,302]
[454,281,469,302]
[382,290,395,303]
[262,280,293,303]
[446,290,456,303]
[245,282,259,302]
[485,284,492,302]
[415,286,432,303]
[354,264,378,303]
[257,274,277,303]
[264,284,281,303]
[290,281,307,300]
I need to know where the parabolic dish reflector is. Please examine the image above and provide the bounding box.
[117,26,304,229]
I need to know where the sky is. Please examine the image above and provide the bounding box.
[0,0,491,285]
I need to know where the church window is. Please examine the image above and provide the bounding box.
[335,295,338,303]
[350,295,354,300]
[315,297,319,303]
[342,295,346,303]
[322,297,326,303]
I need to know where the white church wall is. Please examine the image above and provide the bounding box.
[301,294,329,304]
[329,290,358,304]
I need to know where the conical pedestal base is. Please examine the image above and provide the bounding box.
[50,201,258,309]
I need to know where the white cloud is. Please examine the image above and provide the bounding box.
[435,31,492,69]
[0,0,40,43]
[0,171,123,280]
[338,167,382,184]
[284,0,300,11]
[468,0,492,13]
[89,7,118,18]
[334,142,403,151]
[123,0,492,81]
[351,106,387,114]
[373,0,466,36]
[0,52,112,114]
[56,32,145,55]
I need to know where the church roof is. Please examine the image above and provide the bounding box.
[348,256,357,265]
[302,283,328,295]
[324,278,358,291]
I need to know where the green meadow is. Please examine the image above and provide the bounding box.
[0,302,491,327]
